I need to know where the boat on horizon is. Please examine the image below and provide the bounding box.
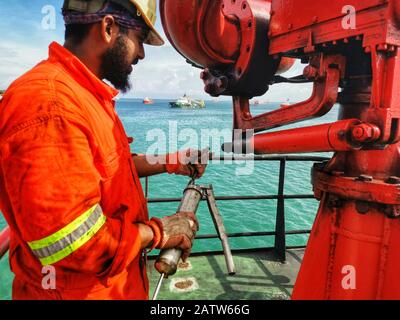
[143,97,154,105]
[169,94,205,109]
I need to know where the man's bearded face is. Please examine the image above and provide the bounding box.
[100,32,135,93]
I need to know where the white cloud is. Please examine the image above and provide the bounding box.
[0,38,312,103]
[0,41,48,89]
[0,26,311,103]
[128,45,206,99]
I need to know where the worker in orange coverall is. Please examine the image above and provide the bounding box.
[0,0,208,300]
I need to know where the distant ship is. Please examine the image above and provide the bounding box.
[169,94,205,109]
[143,97,154,105]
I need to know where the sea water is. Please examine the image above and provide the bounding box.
[0,99,339,253]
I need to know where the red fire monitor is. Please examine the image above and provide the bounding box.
[160,0,400,299]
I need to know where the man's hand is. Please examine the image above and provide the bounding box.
[165,148,210,179]
[148,212,199,261]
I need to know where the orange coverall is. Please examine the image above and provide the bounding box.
[0,42,150,299]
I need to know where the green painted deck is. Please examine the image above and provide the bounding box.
[0,248,304,300]
[0,252,12,300]
[147,248,304,300]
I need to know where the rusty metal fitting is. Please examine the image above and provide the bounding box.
[386,176,400,185]
[303,65,318,80]
[200,70,208,80]
[355,175,373,182]
[201,69,229,96]
[216,78,226,89]
[385,205,400,219]
[351,124,381,143]
[377,43,389,52]
[355,201,370,215]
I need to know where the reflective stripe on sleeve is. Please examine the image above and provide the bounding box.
[27,204,106,265]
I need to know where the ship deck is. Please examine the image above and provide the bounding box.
[147,248,304,300]
[0,248,304,300]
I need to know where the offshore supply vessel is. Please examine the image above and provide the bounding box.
[2,0,400,300]
[169,94,206,109]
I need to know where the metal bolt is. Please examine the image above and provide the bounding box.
[215,77,228,89]
[303,65,318,79]
[352,127,367,140]
[351,124,381,143]
[386,176,400,185]
[386,205,400,219]
[356,201,370,214]
[355,175,373,182]
[377,43,388,52]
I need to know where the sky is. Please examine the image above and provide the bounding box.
[0,0,312,101]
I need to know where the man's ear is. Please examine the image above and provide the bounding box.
[101,15,117,44]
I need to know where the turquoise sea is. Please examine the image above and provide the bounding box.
[0,99,339,253]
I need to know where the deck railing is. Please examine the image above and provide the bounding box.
[144,155,330,262]
[0,227,10,260]
[0,155,329,262]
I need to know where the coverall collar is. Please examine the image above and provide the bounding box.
[48,41,120,102]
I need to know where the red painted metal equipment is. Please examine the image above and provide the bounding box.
[161,0,400,299]
[0,226,10,260]
[225,119,382,154]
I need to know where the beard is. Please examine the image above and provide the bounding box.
[100,34,133,93]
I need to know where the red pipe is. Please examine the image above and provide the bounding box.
[0,226,10,260]
[250,120,380,154]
